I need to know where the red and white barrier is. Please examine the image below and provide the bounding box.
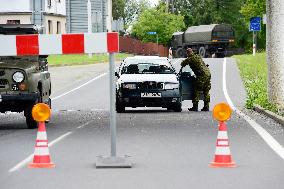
[0,32,119,56]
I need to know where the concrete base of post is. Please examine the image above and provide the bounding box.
[96,156,132,168]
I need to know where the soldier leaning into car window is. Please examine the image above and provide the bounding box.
[181,48,211,111]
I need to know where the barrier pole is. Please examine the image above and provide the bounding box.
[95,52,132,168]
[109,52,117,156]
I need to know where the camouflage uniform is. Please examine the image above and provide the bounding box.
[181,53,211,110]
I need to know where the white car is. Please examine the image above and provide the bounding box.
[115,56,199,112]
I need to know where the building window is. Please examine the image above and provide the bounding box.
[48,20,53,34]
[57,21,61,34]
[47,0,52,7]
[7,20,20,24]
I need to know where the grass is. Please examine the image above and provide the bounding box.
[234,52,279,113]
[47,53,132,66]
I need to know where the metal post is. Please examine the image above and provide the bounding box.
[157,34,159,56]
[253,31,256,56]
[107,0,112,31]
[95,52,131,168]
[109,53,117,157]
[87,0,93,58]
[266,0,284,110]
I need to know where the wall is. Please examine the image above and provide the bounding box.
[45,0,66,15]
[66,0,106,33]
[0,0,30,12]
[0,14,31,24]
[44,15,66,34]
[119,36,169,57]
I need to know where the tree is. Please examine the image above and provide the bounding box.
[132,5,185,45]
[112,0,126,21]
[240,0,266,49]
[112,0,151,28]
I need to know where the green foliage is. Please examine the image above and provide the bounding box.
[131,5,185,45]
[240,0,266,50]
[234,53,278,112]
[112,0,151,27]
[112,0,126,20]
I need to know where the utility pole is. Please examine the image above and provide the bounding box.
[107,0,112,31]
[266,0,284,110]
[87,0,92,58]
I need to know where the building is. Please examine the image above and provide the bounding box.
[66,0,107,33]
[0,0,66,34]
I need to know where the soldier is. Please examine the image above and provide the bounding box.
[181,48,211,111]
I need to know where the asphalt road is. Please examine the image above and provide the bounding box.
[0,58,284,189]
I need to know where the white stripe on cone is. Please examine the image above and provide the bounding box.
[217,140,229,146]
[34,147,50,156]
[217,131,228,139]
[36,132,47,140]
[36,142,48,146]
[215,146,231,155]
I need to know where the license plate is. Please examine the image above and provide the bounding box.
[141,92,161,98]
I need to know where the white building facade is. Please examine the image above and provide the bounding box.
[0,0,67,34]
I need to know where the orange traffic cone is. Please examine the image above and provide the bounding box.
[28,122,55,168]
[210,121,236,168]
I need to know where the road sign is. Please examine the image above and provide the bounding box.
[250,17,261,31]
[147,31,157,35]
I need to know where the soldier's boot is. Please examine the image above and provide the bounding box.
[188,103,198,111]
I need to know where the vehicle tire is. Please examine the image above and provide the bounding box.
[176,48,185,58]
[24,103,37,129]
[173,103,182,112]
[199,46,206,58]
[116,103,125,113]
[45,98,52,124]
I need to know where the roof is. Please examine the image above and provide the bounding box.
[124,56,170,66]
[185,24,218,33]
[173,32,184,36]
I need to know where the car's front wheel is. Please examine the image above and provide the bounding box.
[116,103,125,113]
[173,103,182,112]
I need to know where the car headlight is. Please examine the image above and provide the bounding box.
[12,72,25,83]
[122,83,136,89]
[164,83,179,89]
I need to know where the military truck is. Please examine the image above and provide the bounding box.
[171,24,235,58]
[0,24,51,129]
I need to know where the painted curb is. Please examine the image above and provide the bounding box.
[253,105,284,126]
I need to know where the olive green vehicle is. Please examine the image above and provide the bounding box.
[171,24,235,58]
[0,24,51,129]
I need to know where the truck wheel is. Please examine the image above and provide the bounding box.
[199,47,206,58]
[24,103,37,129]
[176,48,185,58]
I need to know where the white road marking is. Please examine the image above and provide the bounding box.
[51,73,107,101]
[223,58,284,160]
[9,121,93,173]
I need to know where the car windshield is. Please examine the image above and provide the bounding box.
[121,59,175,74]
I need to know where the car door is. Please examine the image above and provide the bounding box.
[179,65,204,100]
